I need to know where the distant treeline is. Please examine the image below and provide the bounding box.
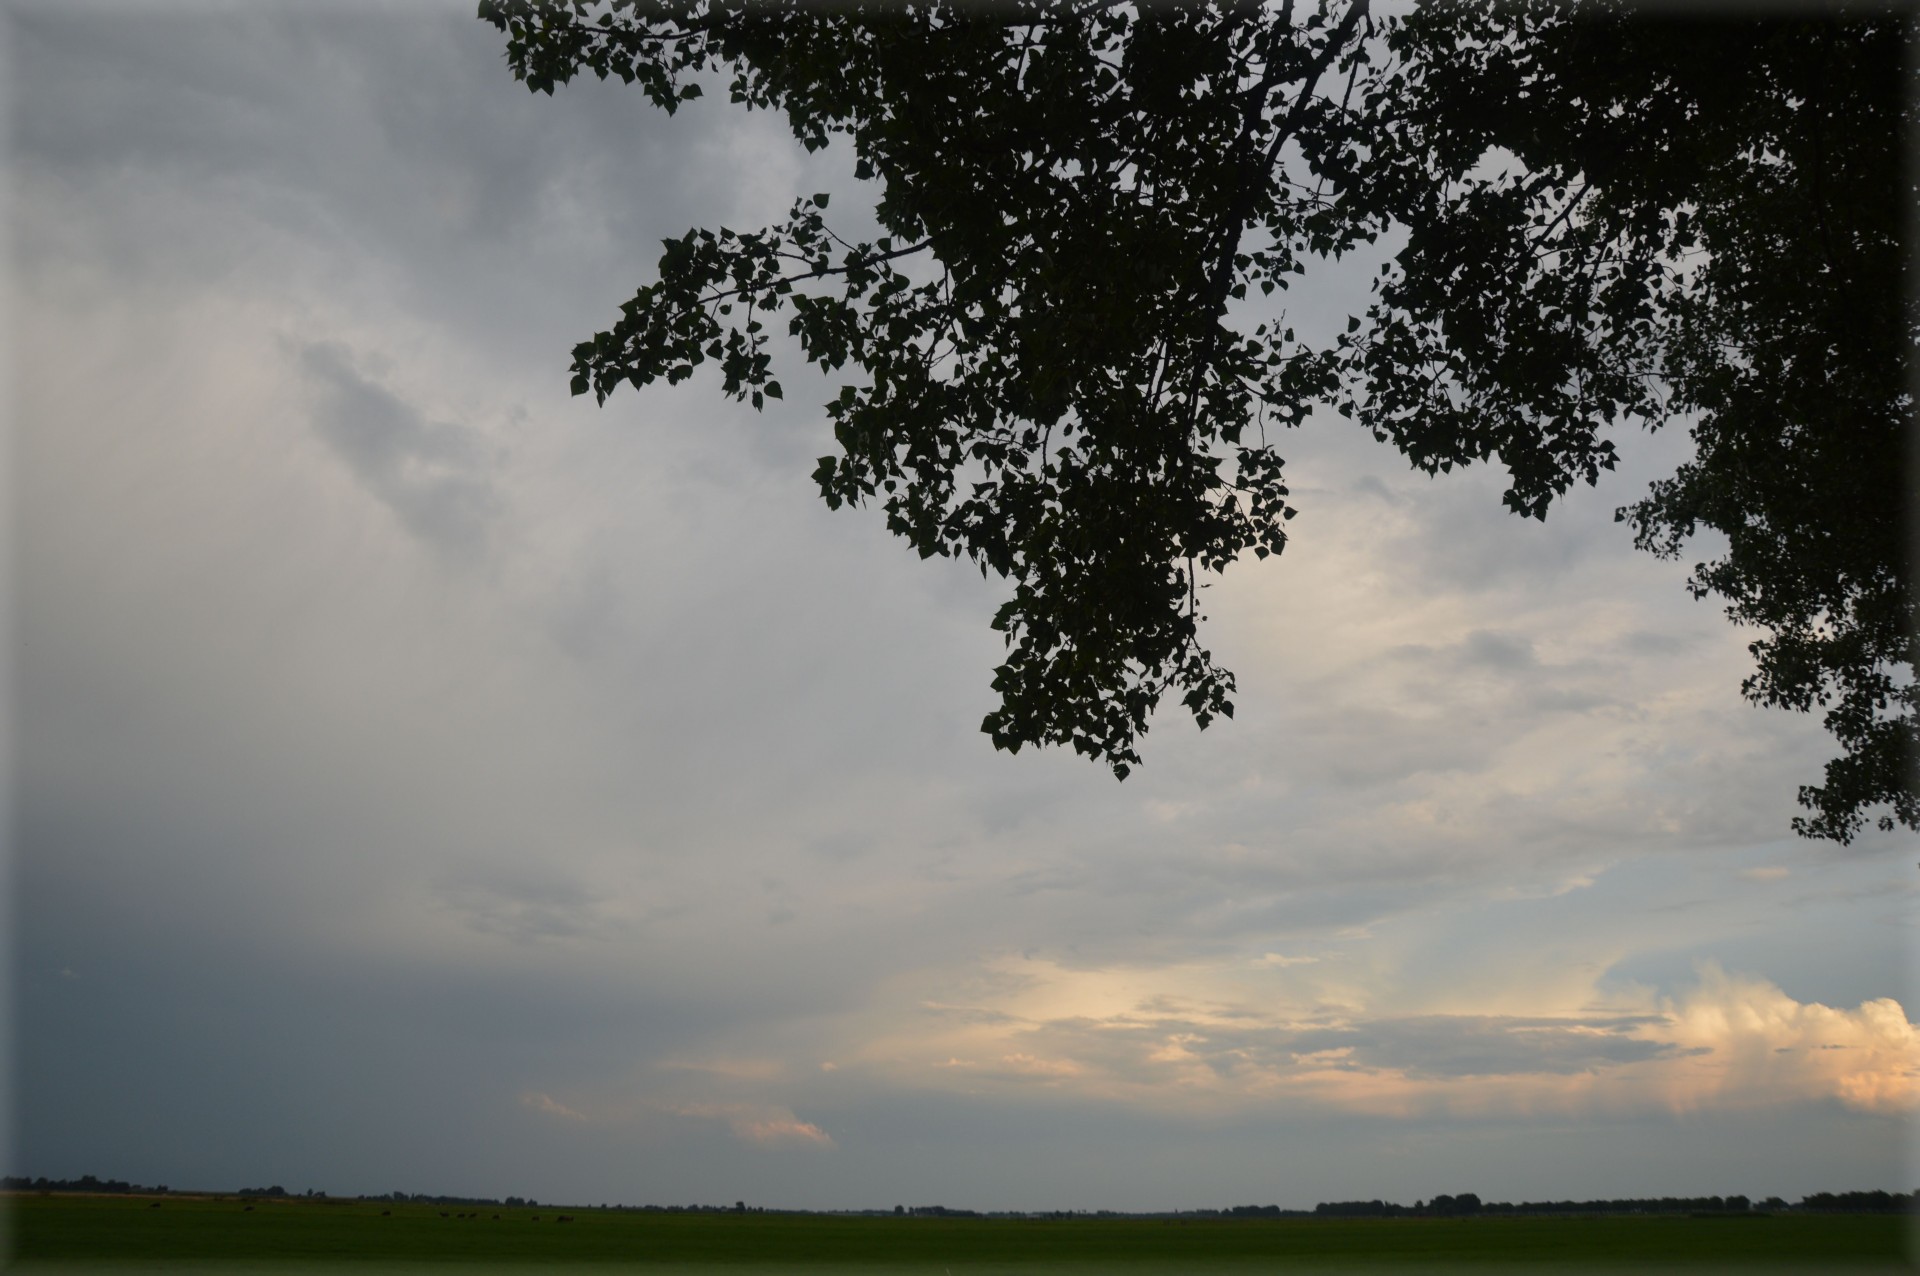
[6,1176,1915,1216]
[371,1191,541,1208]
[1307,1191,1919,1217]
[1799,1191,1919,1214]
[2,1175,169,1195]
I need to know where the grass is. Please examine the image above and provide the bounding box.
[5,1193,1913,1272]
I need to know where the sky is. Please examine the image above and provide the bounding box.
[6,1,1915,1213]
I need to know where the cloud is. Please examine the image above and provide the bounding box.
[522,1092,586,1123]
[1458,629,1537,671]
[665,1102,834,1147]
[659,1058,786,1081]
[1655,964,1919,1115]
[298,340,501,563]
[436,872,627,944]
[1739,866,1791,882]
[854,958,1916,1120]
[731,1116,835,1147]
[1285,1015,1688,1080]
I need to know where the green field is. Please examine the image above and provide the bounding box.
[5,1194,1913,1273]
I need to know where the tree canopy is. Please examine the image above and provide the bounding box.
[479,0,1914,842]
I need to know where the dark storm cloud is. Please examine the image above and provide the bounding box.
[10,2,813,360]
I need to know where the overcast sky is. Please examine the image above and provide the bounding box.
[7,2,1914,1212]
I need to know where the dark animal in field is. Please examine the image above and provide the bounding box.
[243,1206,253,1212]
[381,1210,391,1216]
[557,1215,574,1223]
[148,1202,160,1208]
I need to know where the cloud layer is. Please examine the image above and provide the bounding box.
[10,3,1911,1212]
[829,958,1915,1123]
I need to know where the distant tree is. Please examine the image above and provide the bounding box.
[482,0,1913,841]
[1799,1190,1919,1213]
[1315,1199,1407,1217]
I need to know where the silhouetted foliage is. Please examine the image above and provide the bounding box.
[1316,1199,1407,1218]
[1355,4,1914,842]
[481,0,1913,840]
[1,1175,161,1195]
[1428,1193,1481,1215]
[1799,1190,1920,1214]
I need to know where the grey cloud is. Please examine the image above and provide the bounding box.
[1286,705,1497,788]
[1523,686,1613,713]
[1381,475,1603,594]
[919,1003,1024,1027]
[436,872,628,943]
[1348,474,1402,505]
[1622,628,1700,657]
[1386,628,1543,679]
[13,6,810,368]
[1459,629,1536,670]
[806,831,874,862]
[1012,1009,1692,1085]
[1287,1014,1693,1079]
[300,341,501,561]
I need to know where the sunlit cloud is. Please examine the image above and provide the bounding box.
[849,958,1916,1122]
[1655,964,1919,1115]
[733,1117,835,1147]
[665,1102,834,1147]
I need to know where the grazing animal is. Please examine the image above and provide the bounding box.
[557,1215,574,1223]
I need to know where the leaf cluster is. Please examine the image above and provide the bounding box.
[1343,2,1913,840]
[481,0,1914,839]
[485,0,1378,775]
